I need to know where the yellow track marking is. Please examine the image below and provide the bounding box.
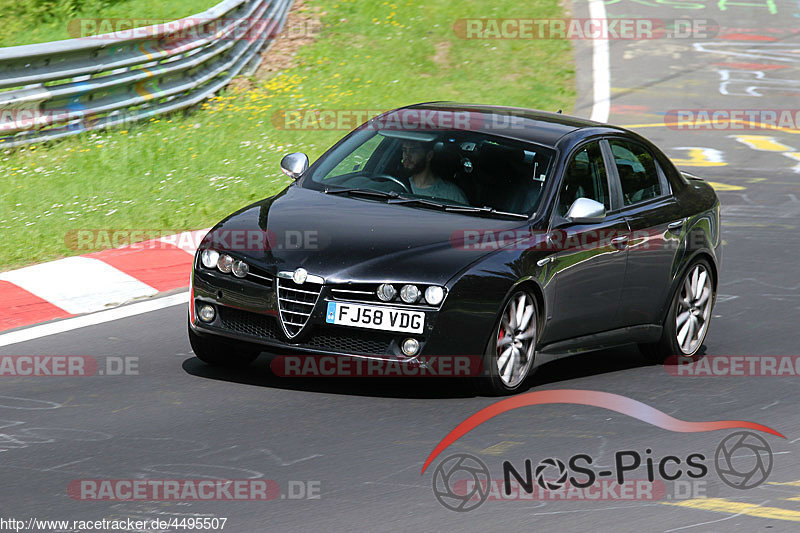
[663,498,800,522]
[670,148,727,167]
[732,135,795,152]
[478,441,524,456]
[621,121,800,135]
[707,181,746,191]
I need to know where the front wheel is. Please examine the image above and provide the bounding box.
[188,326,261,368]
[640,259,715,364]
[476,290,538,395]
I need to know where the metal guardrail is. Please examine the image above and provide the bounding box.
[0,0,292,147]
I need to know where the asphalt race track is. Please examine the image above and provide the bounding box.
[2,2,800,531]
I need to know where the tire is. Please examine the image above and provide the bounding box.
[640,259,715,364]
[476,289,538,396]
[188,326,261,368]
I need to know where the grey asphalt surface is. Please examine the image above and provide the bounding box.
[3,1,800,532]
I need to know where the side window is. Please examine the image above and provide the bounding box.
[325,134,383,179]
[558,141,610,217]
[609,140,662,205]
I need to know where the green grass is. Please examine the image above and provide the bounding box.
[0,0,575,271]
[0,0,219,47]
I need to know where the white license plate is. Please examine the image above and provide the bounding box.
[325,302,424,334]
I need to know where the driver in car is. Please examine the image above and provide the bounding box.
[401,140,468,204]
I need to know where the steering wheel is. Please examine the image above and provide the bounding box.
[365,173,410,193]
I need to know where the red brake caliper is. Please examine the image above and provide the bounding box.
[497,329,505,356]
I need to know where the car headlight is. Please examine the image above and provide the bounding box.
[424,286,444,306]
[217,254,234,273]
[400,284,420,303]
[201,249,219,269]
[377,283,396,302]
[232,260,249,278]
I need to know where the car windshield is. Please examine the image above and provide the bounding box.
[303,128,556,216]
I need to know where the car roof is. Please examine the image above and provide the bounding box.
[401,101,627,147]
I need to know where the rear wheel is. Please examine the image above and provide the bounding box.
[477,290,538,395]
[640,259,714,364]
[188,326,260,368]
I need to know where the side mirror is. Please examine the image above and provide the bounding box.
[280,152,309,180]
[565,197,606,223]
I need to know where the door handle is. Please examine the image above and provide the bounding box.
[610,235,629,249]
[668,218,686,232]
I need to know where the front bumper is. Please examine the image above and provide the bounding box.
[189,265,442,360]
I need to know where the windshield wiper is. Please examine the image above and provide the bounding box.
[443,205,528,219]
[388,196,528,219]
[328,189,529,219]
[324,187,400,200]
[386,196,448,209]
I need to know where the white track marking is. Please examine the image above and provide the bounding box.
[589,0,610,123]
[0,292,188,347]
[0,256,158,314]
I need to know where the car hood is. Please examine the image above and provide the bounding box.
[204,185,528,286]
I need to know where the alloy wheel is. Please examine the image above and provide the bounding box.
[676,263,713,355]
[495,291,537,388]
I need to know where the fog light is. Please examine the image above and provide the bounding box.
[201,249,219,268]
[402,338,420,356]
[424,286,444,306]
[232,260,249,278]
[377,283,396,302]
[198,304,216,322]
[217,254,233,273]
[400,284,420,303]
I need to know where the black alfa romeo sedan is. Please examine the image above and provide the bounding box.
[188,102,721,395]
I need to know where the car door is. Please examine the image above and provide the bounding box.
[603,137,685,327]
[541,140,631,344]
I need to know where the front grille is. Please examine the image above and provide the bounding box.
[303,327,394,356]
[277,278,322,338]
[215,306,394,356]
[218,306,280,340]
